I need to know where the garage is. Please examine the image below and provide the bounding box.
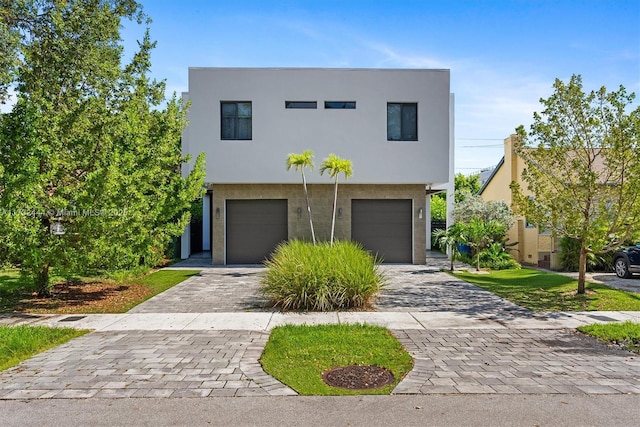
[225,199,288,264]
[351,199,413,263]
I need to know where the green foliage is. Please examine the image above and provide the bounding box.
[429,173,480,220]
[430,194,447,221]
[454,173,481,202]
[578,321,640,354]
[261,240,384,311]
[260,324,413,395]
[453,194,514,229]
[0,326,88,371]
[287,150,316,244]
[476,243,521,270]
[454,268,640,312]
[320,153,353,244]
[0,1,205,295]
[559,236,614,272]
[511,74,640,293]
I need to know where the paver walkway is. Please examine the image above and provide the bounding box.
[0,330,295,399]
[2,262,640,399]
[393,328,640,395]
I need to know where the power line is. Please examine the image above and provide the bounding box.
[456,138,503,141]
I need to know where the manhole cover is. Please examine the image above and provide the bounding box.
[322,365,394,390]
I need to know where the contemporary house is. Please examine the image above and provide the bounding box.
[180,68,454,265]
[479,134,560,269]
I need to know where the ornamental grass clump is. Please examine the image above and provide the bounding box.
[261,240,385,311]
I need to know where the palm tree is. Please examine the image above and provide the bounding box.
[287,150,316,244]
[320,153,353,245]
[433,224,464,272]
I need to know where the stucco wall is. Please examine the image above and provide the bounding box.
[211,183,426,265]
[184,68,450,186]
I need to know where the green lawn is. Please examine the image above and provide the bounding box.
[0,325,88,371]
[578,321,640,354]
[260,324,413,395]
[453,268,640,311]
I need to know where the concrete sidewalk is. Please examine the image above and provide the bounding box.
[2,309,640,331]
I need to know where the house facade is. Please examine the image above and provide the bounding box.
[181,68,454,265]
[479,134,561,269]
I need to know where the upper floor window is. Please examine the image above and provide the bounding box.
[221,101,252,140]
[387,103,417,141]
[324,101,356,109]
[286,101,317,109]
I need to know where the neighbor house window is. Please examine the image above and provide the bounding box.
[324,101,356,109]
[387,103,417,141]
[221,101,252,140]
[285,101,317,109]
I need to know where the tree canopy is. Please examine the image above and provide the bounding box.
[0,0,205,294]
[511,74,640,294]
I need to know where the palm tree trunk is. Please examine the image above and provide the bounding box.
[301,170,316,245]
[330,176,339,245]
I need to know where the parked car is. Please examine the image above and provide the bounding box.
[613,244,640,278]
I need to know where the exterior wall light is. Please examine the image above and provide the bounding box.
[418,208,423,219]
[297,207,302,218]
[215,208,220,219]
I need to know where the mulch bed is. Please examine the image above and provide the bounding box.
[15,280,152,314]
[322,365,395,390]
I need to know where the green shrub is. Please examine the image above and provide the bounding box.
[476,243,521,270]
[559,237,616,272]
[261,240,385,311]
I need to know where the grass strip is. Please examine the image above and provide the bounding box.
[578,321,640,354]
[260,324,413,395]
[453,268,640,311]
[0,325,88,371]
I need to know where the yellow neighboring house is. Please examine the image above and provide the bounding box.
[478,134,561,269]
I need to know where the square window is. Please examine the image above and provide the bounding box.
[221,101,252,140]
[387,103,417,141]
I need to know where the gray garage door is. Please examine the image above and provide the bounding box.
[351,199,412,263]
[226,199,288,264]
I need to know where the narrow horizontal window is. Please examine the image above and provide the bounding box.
[324,101,356,109]
[285,101,317,109]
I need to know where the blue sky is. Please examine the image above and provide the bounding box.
[129,0,639,173]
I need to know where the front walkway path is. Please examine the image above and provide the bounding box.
[2,263,640,399]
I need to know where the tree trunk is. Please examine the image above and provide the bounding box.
[35,263,51,297]
[577,240,587,295]
[330,177,339,245]
[301,170,316,245]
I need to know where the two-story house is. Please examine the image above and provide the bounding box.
[180,68,454,265]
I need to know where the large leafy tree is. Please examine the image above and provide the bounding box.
[0,0,205,295]
[287,150,316,245]
[511,75,640,294]
[320,153,352,245]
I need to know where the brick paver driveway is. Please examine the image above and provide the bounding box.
[2,263,640,398]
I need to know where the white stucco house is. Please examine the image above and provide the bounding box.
[180,67,454,265]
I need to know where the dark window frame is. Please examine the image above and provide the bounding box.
[324,101,356,109]
[285,101,317,109]
[387,102,418,141]
[221,101,252,140]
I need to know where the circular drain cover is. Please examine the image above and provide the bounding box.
[322,365,394,390]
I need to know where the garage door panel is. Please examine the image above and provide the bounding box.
[226,200,288,264]
[352,199,412,263]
